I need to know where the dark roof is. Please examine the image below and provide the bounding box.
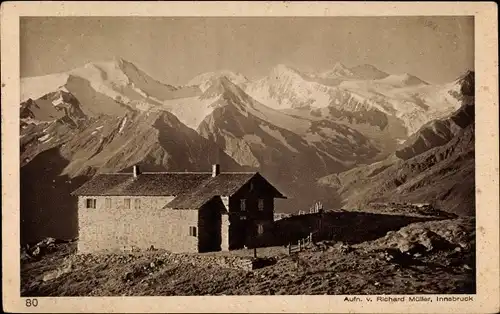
[71,172,212,196]
[164,172,257,209]
[72,171,286,210]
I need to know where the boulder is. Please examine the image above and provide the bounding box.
[31,246,41,257]
[42,261,72,282]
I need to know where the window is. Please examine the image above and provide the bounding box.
[134,199,141,209]
[124,198,131,209]
[257,223,264,235]
[240,199,246,211]
[105,198,112,208]
[86,198,96,209]
[123,222,131,234]
[258,199,265,211]
[189,226,197,237]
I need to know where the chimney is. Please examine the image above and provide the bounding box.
[133,165,141,178]
[212,164,220,177]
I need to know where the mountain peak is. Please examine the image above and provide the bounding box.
[324,62,353,77]
[348,64,389,80]
[455,70,474,97]
[270,64,305,80]
[187,70,248,89]
[200,75,244,99]
[81,57,136,73]
[457,70,474,81]
[111,57,136,70]
[378,73,428,86]
[354,64,382,72]
[332,62,349,70]
[112,56,126,63]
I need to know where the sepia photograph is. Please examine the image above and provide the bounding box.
[2,1,499,313]
[18,15,477,296]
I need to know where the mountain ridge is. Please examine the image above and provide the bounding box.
[20,59,475,243]
[318,89,475,217]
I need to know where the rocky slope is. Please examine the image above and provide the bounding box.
[196,76,380,210]
[20,89,242,244]
[318,93,475,216]
[21,216,475,296]
[395,101,474,160]
[395,71,475,160]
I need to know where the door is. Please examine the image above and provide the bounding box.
[229,218,249,250]
[198,203,223,253]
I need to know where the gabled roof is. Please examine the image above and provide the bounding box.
[71,171,285,209]
[71,172,213,196]
[164,172,257,209]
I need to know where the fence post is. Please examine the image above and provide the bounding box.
[254,247,257,258]
[288,243,291,255]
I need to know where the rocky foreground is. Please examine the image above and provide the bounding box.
[21,217,475,296]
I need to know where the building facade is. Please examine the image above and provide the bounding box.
[71,165,285,253]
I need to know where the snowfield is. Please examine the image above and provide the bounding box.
[188,71,248,92]
[21,73,70,102]
[20,57,469,138]
[161,96,219,130]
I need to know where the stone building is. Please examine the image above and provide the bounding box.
[71,164,286,253]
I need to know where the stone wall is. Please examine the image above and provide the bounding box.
[169,253,254,271]
[221,215,229,251]
[71,251,258,272]
[78,196,199,253]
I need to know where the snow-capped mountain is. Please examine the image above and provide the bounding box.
[20,58,475,242]
[187,70,248,92]
[318,73,475,216]
[195,76,381,211]
[243,64,334,110]
[375,73,428,87]
[21,58,467,138]
[244,63,464,136]
[20,58,474,181]
[21,57,202,116]
[316,62,354,78]
[348,64,391,80]
[197,76,379,169]
[309,63,390,83]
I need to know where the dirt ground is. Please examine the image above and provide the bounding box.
[21,217,475,296]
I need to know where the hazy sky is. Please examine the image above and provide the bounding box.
[21,16,474,85]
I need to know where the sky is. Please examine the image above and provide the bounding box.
[20,16,474,85]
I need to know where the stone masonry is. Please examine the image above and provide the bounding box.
[78,195,199,253]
